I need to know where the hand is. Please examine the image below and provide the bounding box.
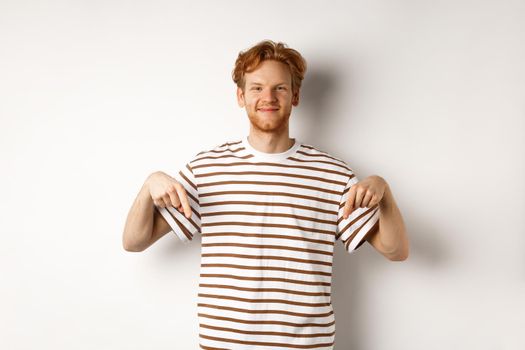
[343,175,388,219]
[147,171,192,219]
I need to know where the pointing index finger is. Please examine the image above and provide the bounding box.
[343,185,357,219]
[175,183,192,219]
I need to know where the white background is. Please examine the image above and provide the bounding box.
[1,0,524,349]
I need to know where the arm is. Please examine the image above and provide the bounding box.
[366,181,409,261]
[122,173,171,252]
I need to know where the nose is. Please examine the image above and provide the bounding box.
[261,87,277,103]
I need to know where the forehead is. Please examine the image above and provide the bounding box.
[245,60,292,85]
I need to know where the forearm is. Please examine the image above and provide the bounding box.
[377,183,409,259]
[122,175,155,251]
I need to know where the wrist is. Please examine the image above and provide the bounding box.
[379,182,393,210]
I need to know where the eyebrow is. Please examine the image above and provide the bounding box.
[249,82,289,86]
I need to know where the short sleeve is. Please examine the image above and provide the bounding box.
[154,162,201,243]
[335,173,380,254]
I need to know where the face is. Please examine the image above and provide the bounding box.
[236,60,300,133]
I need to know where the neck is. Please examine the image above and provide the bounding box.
[247,128,294,154]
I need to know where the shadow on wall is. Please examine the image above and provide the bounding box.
[296,66,342,143]
[302,64,444,348]
[332,209,446,349]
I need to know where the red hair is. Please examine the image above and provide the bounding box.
[232,40,307,94]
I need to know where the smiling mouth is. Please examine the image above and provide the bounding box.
[259,108,279,112]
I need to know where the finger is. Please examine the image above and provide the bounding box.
[175,183,192,219]
[362,191,374,208]
[368,195,379,208]
[166,184,181,209]
[354,186,366,208]
[365,196,375,209]
[153,197,168,208]
[162,192,176,209]
[343,186,357,219]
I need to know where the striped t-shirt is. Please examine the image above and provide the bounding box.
[155,136,380,350]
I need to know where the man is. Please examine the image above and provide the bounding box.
[123,40,409,349]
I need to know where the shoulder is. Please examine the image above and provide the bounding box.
[188,138,243,165]
[297,141,355,177]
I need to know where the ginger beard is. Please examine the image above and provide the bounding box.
[246,103,291,133]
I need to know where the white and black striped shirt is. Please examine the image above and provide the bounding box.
[155,136,380,349]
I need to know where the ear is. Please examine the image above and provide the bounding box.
[292,89,300,106]
[236,87,245,108]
